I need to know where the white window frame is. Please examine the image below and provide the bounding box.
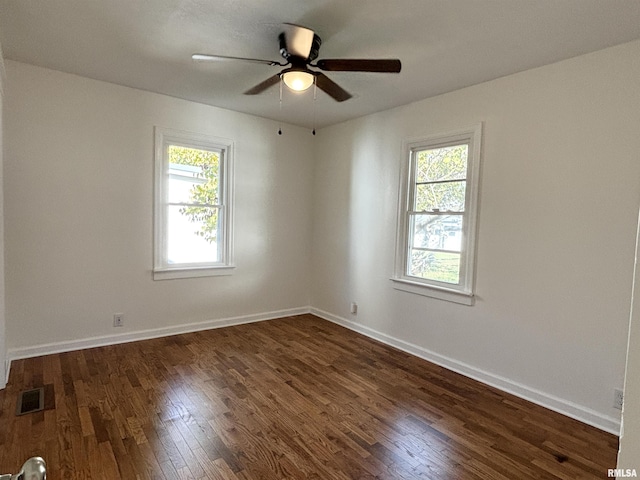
[392,124,482,305]
[153,127,234,280]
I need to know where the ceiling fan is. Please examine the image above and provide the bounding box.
[192,23,401,102]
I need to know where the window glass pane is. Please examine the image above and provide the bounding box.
[411,214,463,252]
[408,250,461,285]
[168,170,207,204]
[167,205,220,264]
[416,144,468,182]
[168,145,220,205]
[415,181,466,212]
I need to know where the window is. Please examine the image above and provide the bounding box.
[393,125,482,305]
[154,127,234,280]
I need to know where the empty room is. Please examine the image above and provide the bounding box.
[0,1,640,478]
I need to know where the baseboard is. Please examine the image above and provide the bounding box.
[310,307,621,436]
[6,306,311,364]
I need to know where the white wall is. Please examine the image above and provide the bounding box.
[311,40,640,433]
[3,61,314,353]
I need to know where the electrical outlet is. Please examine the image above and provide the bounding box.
[614,388,624,410]
[350,302,358,315]
[113,313,124,327]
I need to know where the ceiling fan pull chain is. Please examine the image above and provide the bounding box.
[312,78,317,135]
[278,77,283,135]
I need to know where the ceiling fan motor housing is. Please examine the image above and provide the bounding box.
[279,32,322,62]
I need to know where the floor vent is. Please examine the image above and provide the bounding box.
[16,387,45,415]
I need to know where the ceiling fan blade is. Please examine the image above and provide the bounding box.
[244,75,281,95]
[316,59,401,73]
[192,54,283,66]
[315,73,352,102]
[282,23,315,58]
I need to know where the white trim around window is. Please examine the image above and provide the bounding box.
[392,124,482,305]
[153,127,234,280]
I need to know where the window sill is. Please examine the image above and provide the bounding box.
[153,265,235,280]
[390,277,475,306]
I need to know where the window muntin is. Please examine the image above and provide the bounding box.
[394,125,481,303]
[154,128,234,279]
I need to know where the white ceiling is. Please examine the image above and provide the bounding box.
[1,0,639,129]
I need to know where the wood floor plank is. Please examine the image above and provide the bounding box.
[0,314,618,478]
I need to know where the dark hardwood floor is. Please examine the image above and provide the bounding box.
[0,314,618,479]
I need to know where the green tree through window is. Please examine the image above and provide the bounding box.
[410,144,468,284]
[169,145,220,244]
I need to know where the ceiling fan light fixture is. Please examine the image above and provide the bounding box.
[282,70,315,92]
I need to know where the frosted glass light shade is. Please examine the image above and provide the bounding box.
[282,71,314,91]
